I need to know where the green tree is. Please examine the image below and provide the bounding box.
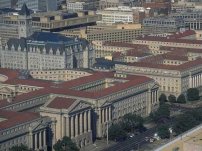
[159,93,167,105]
[108,123,127,141]
[187,88,199,101]
[9,144,31,151]
[157,124,170,139]
[173,113,199,135]
[121,113,144,132]
[53,136,79,151]
[168,95,176,103]
[177,94,186,104]
[150,104,170,123]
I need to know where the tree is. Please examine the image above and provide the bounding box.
[108,123,127,141]
[187,88,199,101]
[159,93,167,105]
[9,144,31,151]
[157,124,170,139]
[121,113,144,133]
[53,136,79,151]
[173,113,199,135]
[150,104,170,123]
[168,95,176,103]
[177,94,186,104]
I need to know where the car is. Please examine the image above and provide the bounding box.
[145,137,150,141]
[149,138,155,143]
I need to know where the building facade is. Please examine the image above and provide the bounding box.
[66,0,99,11]
[0,110,52,151]
[60,23,144,43]
[0,69,159,149]
[97,6,152,25]
[143,17,186,34]
[0,32,94,70]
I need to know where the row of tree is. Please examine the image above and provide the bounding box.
[159,88,200,104]
[108,113,145,141]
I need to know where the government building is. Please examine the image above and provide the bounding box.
[0,68,159,150]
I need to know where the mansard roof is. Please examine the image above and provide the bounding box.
[19,3,30,16]
[6,38,27,51]
[28,32,75,43]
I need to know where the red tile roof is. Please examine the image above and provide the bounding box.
[168,30,196,39]
[129,58,202,71]
[0,72,153,108]
[4,79,53,88]
[47,97,76,109]
[160,46,202,54]
[136,35,202,44]
[0,68,19,81]
[103,41,150,52]
[0,109,39,130]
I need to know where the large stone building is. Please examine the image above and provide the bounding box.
[92,40,150,59]
[0,68,159,149]
[0,4,101,45]
[0,32,93,70]
[115,58,202,96]
[142,17,186,34]
[0,110,52,151]
[66,0,99,11]
[60,23,144,43]
[96,6,153,25]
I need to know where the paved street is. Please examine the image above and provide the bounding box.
[102,128,157,151]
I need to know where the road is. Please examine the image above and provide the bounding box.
[102,128,156,151]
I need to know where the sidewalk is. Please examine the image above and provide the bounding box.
[80,139,116,151]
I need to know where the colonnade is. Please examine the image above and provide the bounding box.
[66,110,91,139]
[99,106,111,124]
[31,130,46,150]
[151,89,158,104]
[190,74,202,88]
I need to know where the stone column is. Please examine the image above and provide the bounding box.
[75,114,78,137]
[84,111,87,133]
[109,107,111,121]
[105,108,108,122]
[79,113,83,135]
[147,89,152,115]
[35,133,38,150]
[52,119,56,148]
[28,128,33,149]
[66,116,70,137]
[39,132,42,149]
[102,109,105,123]
[151,91,153,104]
[88,110,91,132]
[43,130,46,147]
[71,116,74,138]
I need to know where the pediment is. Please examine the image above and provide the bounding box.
[150,82,160,90]
[100,100,111,108]
[69,101,91,113]
[0,87,13,93]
